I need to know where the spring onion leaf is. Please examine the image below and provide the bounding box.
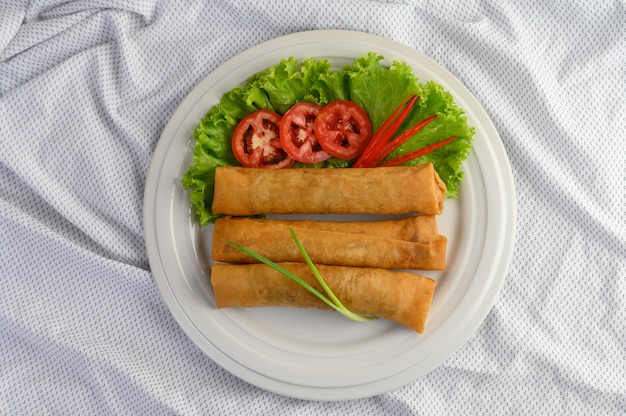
[286,228,375,322]
[226,229,376,322]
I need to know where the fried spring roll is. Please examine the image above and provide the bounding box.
[211,163,446,216]
[212,217,447,270]
[211,262,436,333]
[217,215,439,243]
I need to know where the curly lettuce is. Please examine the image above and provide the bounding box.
[182,52,474,226]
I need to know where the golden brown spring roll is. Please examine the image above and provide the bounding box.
[211,163,446,216]
[211,262,437,333]
[217,215,439,243]
[212,217,447,270]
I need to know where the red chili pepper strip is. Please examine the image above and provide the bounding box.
[351,99,406,168]
[355,95,414,165]
[368,114,438,167]
[356,95,418,168]
[352,95,418,168]
[379,136,457,167]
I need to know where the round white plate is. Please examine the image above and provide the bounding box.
[143,30,516,401]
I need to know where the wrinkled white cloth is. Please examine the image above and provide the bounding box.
[1,1,625,414]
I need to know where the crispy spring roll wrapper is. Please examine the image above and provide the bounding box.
[212,217,447,270]
[211,163,446,216]
[211,262,437,333]
[217,215,439,243]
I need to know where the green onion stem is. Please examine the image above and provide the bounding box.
[226,229,375,322]
[287,228,374,322]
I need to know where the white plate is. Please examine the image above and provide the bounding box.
[143,30,516,401]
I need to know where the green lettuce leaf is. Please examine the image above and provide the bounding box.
[182,52,474,225]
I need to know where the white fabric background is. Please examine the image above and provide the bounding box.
[1,0,625,414]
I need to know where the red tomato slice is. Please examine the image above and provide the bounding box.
[314,101,372,160]
[279,102,332,164]
[232,109,294,168]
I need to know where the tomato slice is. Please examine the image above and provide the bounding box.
[279,102,331,164]
[314,101,372,160]
[231,109,294,168]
